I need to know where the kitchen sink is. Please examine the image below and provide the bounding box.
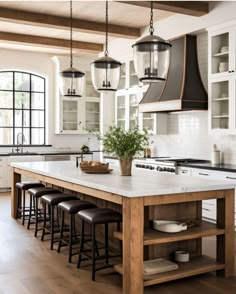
[8,152,38,156]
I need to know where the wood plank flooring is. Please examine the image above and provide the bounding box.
[0,193,236,294]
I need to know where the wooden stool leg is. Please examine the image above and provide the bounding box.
[41,202,47,241]
[105,223,109,264]
[92,224,96,281]
[77,220,85,268]
[27,194,33,230]
[69,214,73,263]
[22,190,26,225]
[50,206,54,250]
[57,210,65,253]
[34,197,39,237]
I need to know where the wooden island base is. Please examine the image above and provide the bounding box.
[11,164,235,294]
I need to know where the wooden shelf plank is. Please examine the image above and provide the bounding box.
[114,256,225,287]
[113,221,225,245]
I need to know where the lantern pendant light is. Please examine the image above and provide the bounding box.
[91,1,121,92]
[132,1,172,83]
[60,0,85,97]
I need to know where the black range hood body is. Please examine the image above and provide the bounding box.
[139,35,208,113]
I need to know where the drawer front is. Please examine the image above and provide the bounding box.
[178,167,192,176]
[202,201,216,220]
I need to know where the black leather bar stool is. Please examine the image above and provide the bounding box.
[57,200,97,263]
[15,181,45,225]
[77,208,122,281]
[41,194,79,250]
[27,186,61,237]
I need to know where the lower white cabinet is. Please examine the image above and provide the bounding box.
[177,166,236,226]
[0,157,8,188]
[7,155,44,188]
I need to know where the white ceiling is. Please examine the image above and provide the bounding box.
[0,1,175,56]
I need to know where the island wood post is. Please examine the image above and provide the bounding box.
[122,197,144,294]
[217,189,235,277]
[11,168,21,218]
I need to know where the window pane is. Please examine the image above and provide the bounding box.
[0,72,13,90]
[15,72,30,91]
[15,128,29,145]
[31,76,44,92]
[15,92,30,109]
[32,128,44,144]
[0,110,13,127]
[14,110,30,127]
[0,91,13,108]
[32,111,44,127]
[0,127,13,144]
[32,93,44,109]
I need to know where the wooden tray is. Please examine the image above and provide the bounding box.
[81,168,113,174]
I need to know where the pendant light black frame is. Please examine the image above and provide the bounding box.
[91,1,121,92]
[60,0,85,97]
[132,1,172,83]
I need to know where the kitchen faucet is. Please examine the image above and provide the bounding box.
[15,132,26,153]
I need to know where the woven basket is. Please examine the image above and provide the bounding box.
[80,163,110,174]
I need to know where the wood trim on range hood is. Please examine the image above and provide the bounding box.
[139,35,208,113]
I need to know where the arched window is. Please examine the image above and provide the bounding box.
[0,71,46,145]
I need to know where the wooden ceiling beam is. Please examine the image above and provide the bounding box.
[0,7,140,39]
[118,1,209,17]
[0,32,103,53]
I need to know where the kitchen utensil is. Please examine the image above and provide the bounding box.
[219,62,228,72]
[174,251,190,262]
[220,46,229,53]
[153,220,187,233]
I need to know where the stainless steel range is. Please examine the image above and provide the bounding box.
[134,157,209,174]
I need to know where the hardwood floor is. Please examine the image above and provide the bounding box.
[0,192,236,294]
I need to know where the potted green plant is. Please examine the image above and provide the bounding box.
[98,126,151,176]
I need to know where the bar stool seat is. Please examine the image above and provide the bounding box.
[16,181,45,225]
[78,208,122,281]
[41,194,79,250]
[79,208,122,224]
[57,200,97,262]
[27,186,61,236]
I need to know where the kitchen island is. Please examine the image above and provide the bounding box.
[11,161,235,294]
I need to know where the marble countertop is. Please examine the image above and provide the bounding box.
[10,161,236,198]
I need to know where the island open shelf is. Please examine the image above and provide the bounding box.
[114,221,225,245]
[114,255,225,287]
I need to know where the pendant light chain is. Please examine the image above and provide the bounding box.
[70,0,73,68]
[105,0,109,56]
[149,1,154,35]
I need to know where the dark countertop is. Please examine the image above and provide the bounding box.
[0,151,101,157]
[179,162,236,173]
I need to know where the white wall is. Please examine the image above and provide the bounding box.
[0,48,100,152]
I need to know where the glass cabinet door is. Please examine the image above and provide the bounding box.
[129,93,139,129]
[85,101,100,132]
[211,80,229,129]
[116,95,126,129]
[211,32,229,76]
[62,100,78,131]
[117,63,126,90]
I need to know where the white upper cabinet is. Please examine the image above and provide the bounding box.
[115,60,167,134]
[57,71,100,134]
[208,21,236,134]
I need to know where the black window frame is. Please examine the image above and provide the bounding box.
[0,70,46,146]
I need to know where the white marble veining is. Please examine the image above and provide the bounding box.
[10,161,236,198]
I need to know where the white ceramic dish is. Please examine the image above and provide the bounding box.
[220,46,229,53]
[153,220,187,233]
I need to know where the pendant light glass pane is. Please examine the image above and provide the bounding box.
[133,35,171,83]
[91,56,121,92]
[59,67,85,97]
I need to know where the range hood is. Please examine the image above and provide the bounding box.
[139,35,208,113]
